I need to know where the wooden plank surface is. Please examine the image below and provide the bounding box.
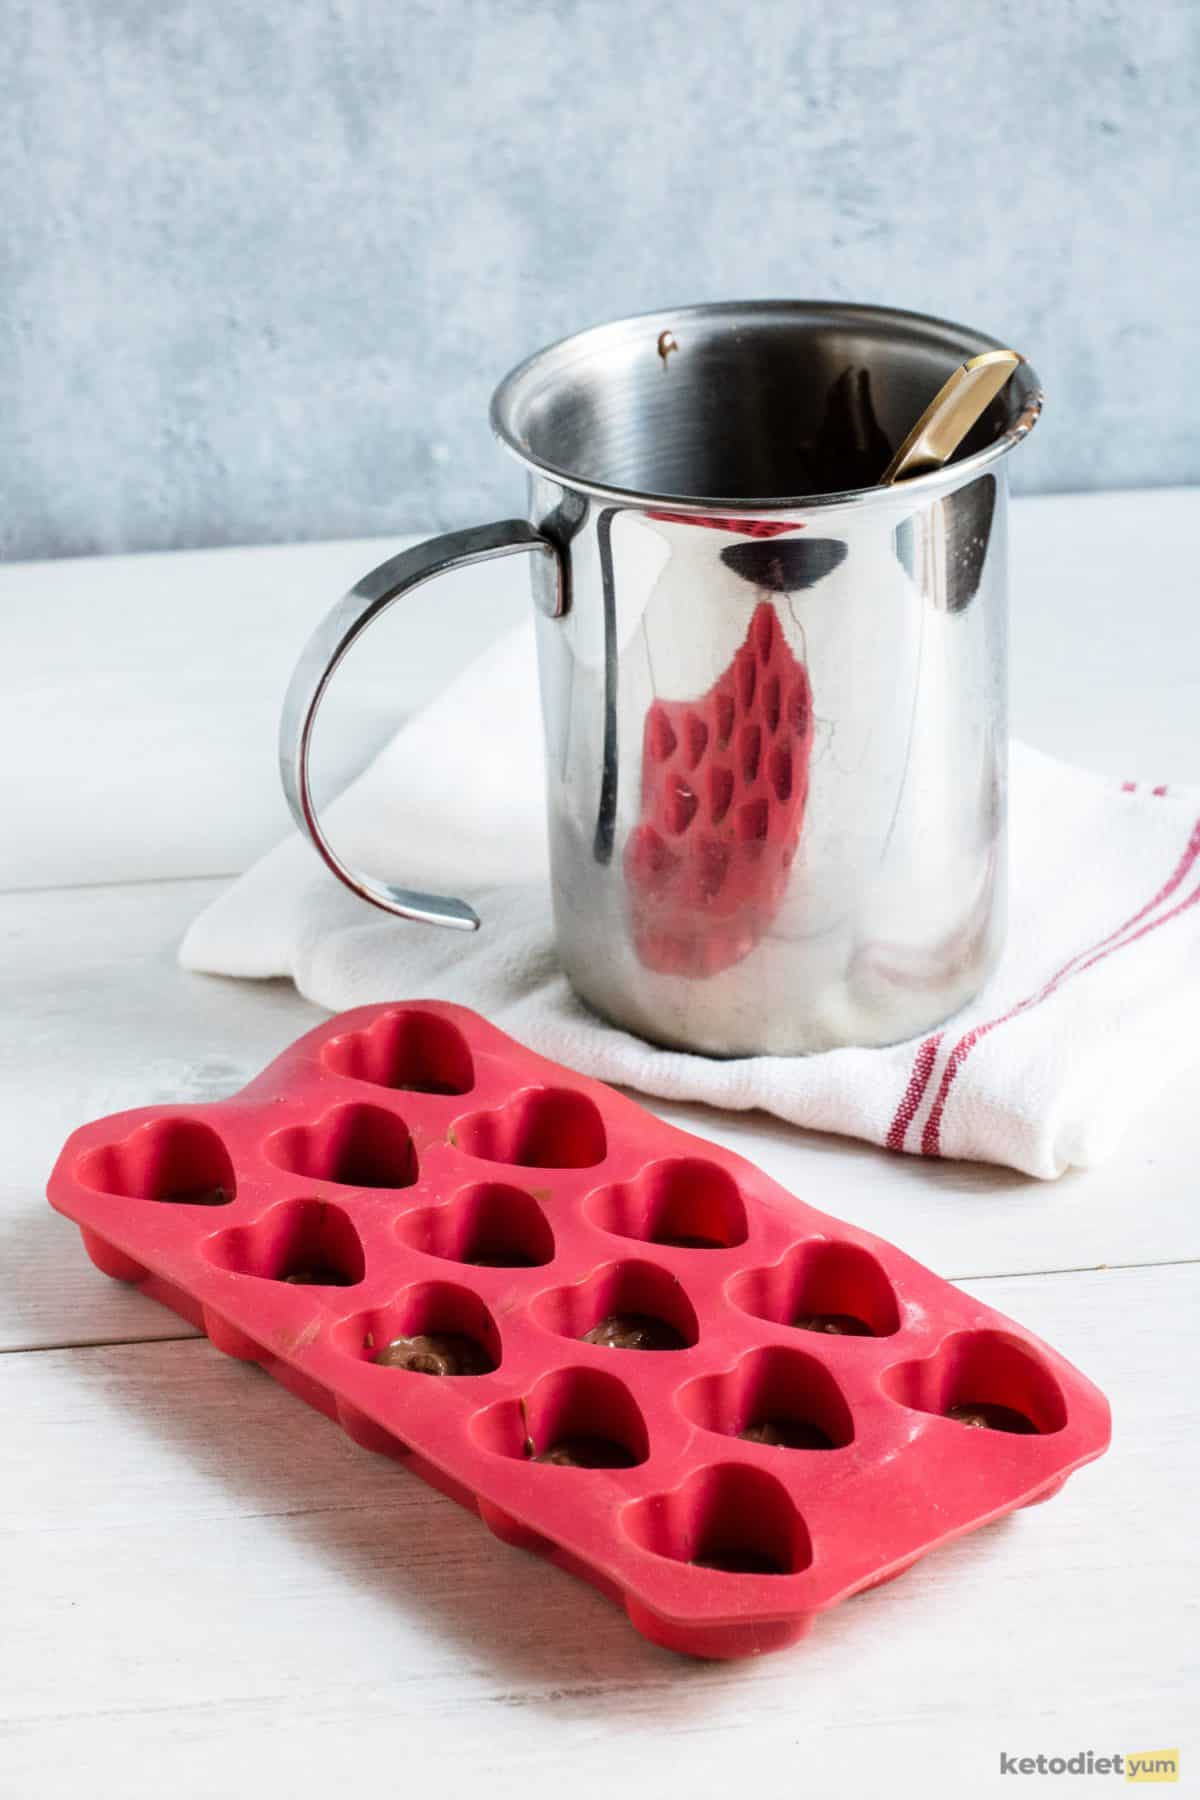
[3,493,1198,1798]
[1,1264,1192,1800]
[2,879,318,1352]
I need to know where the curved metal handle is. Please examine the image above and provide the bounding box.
[280,519,561,930]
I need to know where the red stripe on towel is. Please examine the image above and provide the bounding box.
[1070,874,1200,976]
[885,1033,943,1151]
[919,812,1200,1157]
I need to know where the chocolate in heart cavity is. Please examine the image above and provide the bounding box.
[946,1401,1037,1434]
[582,1313,686,1351]
[375,1332,491,1376]
[791,1311,872,1336]
[531,1436,638,1469]
[739,1418,834,1450]
[165,1184,232,1207]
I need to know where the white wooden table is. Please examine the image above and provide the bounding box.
[3,491,1197,1799]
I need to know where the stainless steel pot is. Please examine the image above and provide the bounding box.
[280,301,1041,1055]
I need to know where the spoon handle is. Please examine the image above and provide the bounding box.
[882,349,1022,484]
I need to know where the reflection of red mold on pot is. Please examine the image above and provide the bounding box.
[625,602,814,976]
[646,512,801,538]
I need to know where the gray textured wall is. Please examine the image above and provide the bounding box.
[3,0,1197,560]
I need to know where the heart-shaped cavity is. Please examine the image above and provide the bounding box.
[681,712,708,772]
[396,1182,554,1268]
[585,1157,747,1251]
[623,1464,812,1575]
[455,1087,607,1169]
[264,1103,418,1190]
[204,1197,366,1287]
[471,1366,649,1468]
[531,1259,699,1351]
[677,1345,854,1451]
[664,776,699,837]
[321,1008,474,1095]
[881,1329,1066,1436]
[646,704,677,763]
[768,742,793,803]
[332,1280,500,1376]
[78,1117,236,1207]
[729,1240,900,1339]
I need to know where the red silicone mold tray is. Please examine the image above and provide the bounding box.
[624,600,814,977]
[47,1001,1110,1660]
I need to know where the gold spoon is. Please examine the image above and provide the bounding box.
[881,348,1022,484]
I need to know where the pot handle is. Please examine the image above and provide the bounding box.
[279,519,562,930]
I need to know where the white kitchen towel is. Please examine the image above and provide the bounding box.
[182,621,1200,1179]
